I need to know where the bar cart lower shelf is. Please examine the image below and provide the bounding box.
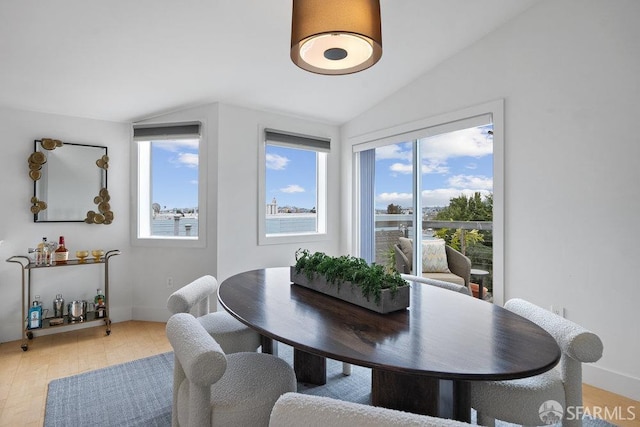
[6,249,120,351]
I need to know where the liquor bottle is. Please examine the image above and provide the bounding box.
[53,236,69,264]
[95,289,106,318]
[28,296,43,329]
[39,237,50,266]
[53,293,65,318]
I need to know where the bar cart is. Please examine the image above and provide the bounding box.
[6,249,120,351]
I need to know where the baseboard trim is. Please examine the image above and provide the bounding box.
[583,364,640,401]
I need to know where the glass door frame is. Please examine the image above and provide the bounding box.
[350,100,504,304]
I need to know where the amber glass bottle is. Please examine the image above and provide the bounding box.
[54,236,69,264]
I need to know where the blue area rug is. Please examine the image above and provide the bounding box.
[45,352,173,427]
[45,345,618,426]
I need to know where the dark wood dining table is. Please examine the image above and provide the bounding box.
[218,267,560,422]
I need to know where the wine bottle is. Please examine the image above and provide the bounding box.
[54,236,69,264]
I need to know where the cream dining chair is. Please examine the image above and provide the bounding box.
[167,275,261,354]
[471,298,603,427]
[167,313,296,427]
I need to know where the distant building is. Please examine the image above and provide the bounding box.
[266,197,278,215]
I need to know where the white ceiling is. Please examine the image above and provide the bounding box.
[0,1,537,124]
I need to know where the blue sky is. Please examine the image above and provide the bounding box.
[375,124,493,209]
[266,145,317,209]
[149,125,492,211]
[151,139,199,210]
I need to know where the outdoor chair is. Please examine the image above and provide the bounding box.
[400,274,472,296]
[471,298,603,427]
[167,313,297,427]
[394,236,471,288]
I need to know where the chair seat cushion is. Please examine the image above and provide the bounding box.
[471,367,565,425]
[422,272,465,287]
[178,352,297,426]
[198,311,261,354]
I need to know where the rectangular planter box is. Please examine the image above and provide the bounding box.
[290,266,409,314]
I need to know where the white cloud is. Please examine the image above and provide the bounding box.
[447,175,493,190]
[281,184,305,193]
[376,192,413,208]
[420,127,492,161]
[421,188,492,207]
[422,160,449,174]
[177,152,198,168]
[388,160,449,175]
[390,163,412,174]
[377,188,492,208]
[375,143,412,161]
[266,153,289,170]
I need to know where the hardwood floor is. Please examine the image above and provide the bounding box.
[0,321,171,426]
[0,321,637,426]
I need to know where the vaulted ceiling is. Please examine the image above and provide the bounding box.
[0,1,537,124]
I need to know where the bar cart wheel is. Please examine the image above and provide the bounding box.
[27,331,33,340]
[21,344,28,351]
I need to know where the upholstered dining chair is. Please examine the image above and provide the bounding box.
[167,313,297,427]
[471,298,603,427]
[269,393,471,427]
[167,275,261,354]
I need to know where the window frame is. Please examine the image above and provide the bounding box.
[351,100,504,304]
[131,121,207,248]
[258,127,330,245]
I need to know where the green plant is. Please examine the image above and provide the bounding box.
[384,245,397,274]
[294,249,406,304]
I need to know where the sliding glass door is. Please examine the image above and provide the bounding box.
[356,116,495,294]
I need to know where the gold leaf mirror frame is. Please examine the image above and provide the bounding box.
[30,138,113,224]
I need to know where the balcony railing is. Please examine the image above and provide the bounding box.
[374,214,494,291]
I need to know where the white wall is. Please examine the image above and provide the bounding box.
[341,0,640,400]
[127,103,341,320]
[216,104,341,281]
[127,104,221,321]
[0,107,131,342]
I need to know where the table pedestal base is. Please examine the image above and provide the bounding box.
[294,349,327,385]
[264,341,471,422]
[372,369,471,422]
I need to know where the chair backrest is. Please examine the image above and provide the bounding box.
[401,274,472,296]
[504,298,603,411]
[167,275,218,317]
[167,312,227,426]
[394,243,411,274]
[269,393,471,427]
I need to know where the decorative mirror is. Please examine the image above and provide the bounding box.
[29,138,113,224]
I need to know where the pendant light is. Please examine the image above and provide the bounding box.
[290,0,382,75]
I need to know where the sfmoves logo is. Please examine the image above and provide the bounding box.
[539,400,637,424]
[539,400,564,425]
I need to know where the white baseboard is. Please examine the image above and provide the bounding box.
[583,364,640,401]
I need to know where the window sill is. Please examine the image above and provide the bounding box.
[132,236,205,249]
[259,232,329,246]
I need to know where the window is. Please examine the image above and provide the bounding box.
[352,100,504,302]
[132,122,206,246]
[258,129,330,245]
